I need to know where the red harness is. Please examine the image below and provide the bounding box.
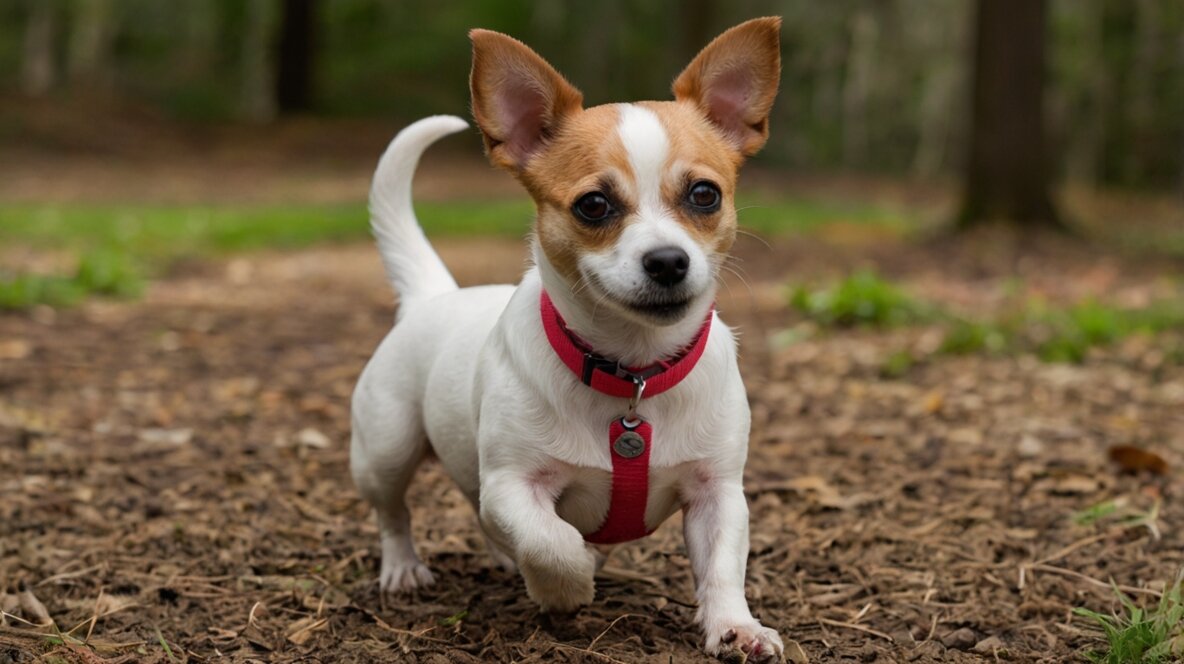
[539,291,713,544]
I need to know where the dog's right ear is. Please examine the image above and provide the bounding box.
[470,29,583,172]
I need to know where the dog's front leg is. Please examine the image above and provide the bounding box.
[480,466,596,613]
[684,474,783,661]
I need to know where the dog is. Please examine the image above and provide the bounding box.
[350,17,783,661]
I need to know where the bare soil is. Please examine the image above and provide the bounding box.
[2,227,1183,663]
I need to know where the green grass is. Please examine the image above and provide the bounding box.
[0,250,143,310]
[0,200,538,262]
[789,271,931,328]
[1075,574,1184,663]
[735,195,909,235]
[786,273,1184,368]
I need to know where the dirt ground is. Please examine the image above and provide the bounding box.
[1,222,1183,663]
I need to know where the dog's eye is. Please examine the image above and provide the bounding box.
[687,182,721,212]
[572,192,615,224]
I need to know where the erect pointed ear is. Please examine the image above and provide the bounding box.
[469,29,583,171]
[672,17,781,157]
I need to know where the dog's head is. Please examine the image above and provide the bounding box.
[470,18,780,327]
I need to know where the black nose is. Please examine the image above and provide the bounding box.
[642,247,690,287]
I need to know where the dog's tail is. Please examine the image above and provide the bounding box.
[369,115,468,309]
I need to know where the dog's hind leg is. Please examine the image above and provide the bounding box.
[350,398,434,594]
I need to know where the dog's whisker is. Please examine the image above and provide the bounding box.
[735,227,773,250]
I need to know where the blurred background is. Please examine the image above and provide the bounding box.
[0,0,1182,300]
[3,0,1182,181]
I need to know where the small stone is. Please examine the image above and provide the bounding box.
[1017,433,1045,458]
[973,635,1005,654]
[941,627,977,650]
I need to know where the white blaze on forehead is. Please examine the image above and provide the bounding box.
[617,105,669,209]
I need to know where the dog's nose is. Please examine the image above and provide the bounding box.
[642,247,690,287]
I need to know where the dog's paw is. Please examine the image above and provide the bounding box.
[379,561,435,594]
[705,620,784,662]
[530,573,595,614]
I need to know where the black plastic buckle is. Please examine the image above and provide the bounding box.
[581,352,621,385]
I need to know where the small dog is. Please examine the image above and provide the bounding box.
[351,18,783,660]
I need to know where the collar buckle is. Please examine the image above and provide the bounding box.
[581,352,621,386]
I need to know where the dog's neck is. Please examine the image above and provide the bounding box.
[533,244,714,368]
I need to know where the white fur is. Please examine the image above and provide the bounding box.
[351,113,781,659]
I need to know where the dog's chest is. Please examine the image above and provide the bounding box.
[553,462,686,537]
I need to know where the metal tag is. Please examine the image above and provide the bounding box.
[612,430,646,459]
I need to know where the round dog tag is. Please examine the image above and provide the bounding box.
[612,430,646,458]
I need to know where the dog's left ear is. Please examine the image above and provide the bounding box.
[673,17,781,157]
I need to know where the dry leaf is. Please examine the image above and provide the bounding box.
[1108,445,1168,475]
[785,639,810,663]
[0,339,31,360]
[286,616,328,645]
[1044,475,1102,496]
[296,428,331,449]
[137,428,193,446]
[17,581,51,625]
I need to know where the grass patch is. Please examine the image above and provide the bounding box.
[1075,574,1184,663]
[735,195,909,236]
[789,271,931,328]
[786,273,1184,367]
[0,250,143,311]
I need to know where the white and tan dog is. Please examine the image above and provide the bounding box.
[351,18,783,660]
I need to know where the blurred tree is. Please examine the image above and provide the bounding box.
[67,0,115,92]
[276,0,317,113]
[241,0,276,122]
[958,0,1061,229]
[21,0,57,96]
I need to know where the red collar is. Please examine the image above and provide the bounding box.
[539,290,713,399]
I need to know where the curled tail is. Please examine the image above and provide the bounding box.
[369,115,468,309]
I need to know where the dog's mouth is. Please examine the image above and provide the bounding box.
[625,297,693,321]
[578,271,702,325]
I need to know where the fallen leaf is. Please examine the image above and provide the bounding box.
[17,581,51,625]
[1043,475,1102,496]
[286,616,328,645]
[137,428,193,447]
[785,639,810,663]
[921,391,944,415]
[296,428,331,449]
[1108,445,1168,475]
[0,339,31,360]
[1017,434,1045,459]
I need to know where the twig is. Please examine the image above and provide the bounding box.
[588,614,635,651]
[548,642,631,664]
[1024,563,1162,597]
[36,565,105,587]
[817,617,894,642]
[1031,534,1109,567]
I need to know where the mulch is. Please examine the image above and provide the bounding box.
[1,233,1182,663]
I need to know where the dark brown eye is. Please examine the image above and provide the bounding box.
[687,182,721,212]
[573,192,615,224]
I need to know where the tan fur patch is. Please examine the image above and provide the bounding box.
[523,101,745,280]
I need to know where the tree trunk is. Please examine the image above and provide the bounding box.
[68,0,115,92]
[841,8,878,169]
[242,0,277,123]
[275,0,317,114]
[21,0,57,97]
[957,0,1062,229]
